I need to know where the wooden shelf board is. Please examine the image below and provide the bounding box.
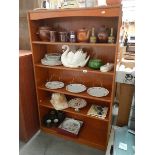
[32,41,116,47]
[35,63,114,76]
[41,125,106,150]
[39,99,109,122]
[38,85,112,103]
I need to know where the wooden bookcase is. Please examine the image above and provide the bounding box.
[27,5,122,150]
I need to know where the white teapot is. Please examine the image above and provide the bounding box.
[61,45,90,68]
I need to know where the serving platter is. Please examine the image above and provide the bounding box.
[66,84,86,93]
[45,81,64,89]
[68,98,87,110]
[87,87,109,97]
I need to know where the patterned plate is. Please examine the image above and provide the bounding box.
[45,81,64,89]
[66,84,86,93]
[68,98,87,109]
[87,87,109,97]
[61,119,81,134]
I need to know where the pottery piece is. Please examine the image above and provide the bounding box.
[87,87,109,97]
[97,25,109,43]
[77,28,90,42]
[50,93,69,110]
[88,59,103,70]
[45,81,64,89]
[45,53,61,61]
[66,84,87,93]
[100,63,114,72]
[61,45,90,68]
[37,26,51,41]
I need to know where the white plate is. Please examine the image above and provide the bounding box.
[68,98,87,109]
[66,84,86,93]
[45,81,64,89]
[87,87,109,97]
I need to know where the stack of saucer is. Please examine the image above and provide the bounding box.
[41,53,62,66]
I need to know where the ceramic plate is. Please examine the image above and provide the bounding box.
[68,98,87,109]
[87,87,109,97]
[61,119,81,134]
[66,84,86,93]
[45,81,64,89]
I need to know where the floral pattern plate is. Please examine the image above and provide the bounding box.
[87,87,109,97]
[68,98,87,109]
[45,81,64,89]
[66,84,86,93]
[60,118,81,135]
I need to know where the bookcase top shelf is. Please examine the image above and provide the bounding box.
[28,5,122,20]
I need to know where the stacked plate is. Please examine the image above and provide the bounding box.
[41,53,62,66]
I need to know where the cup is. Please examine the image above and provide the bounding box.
[50,31,57,42]
[58,32,68,42]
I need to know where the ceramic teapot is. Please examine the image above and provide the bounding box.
[77,28,90,43]
[37,26,51,41]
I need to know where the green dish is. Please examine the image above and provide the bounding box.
[88,59,104,70]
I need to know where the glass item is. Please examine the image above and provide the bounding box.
[68,98,87,110]
[108,28,115,43]
[37,26,51,41]
[61,0,79,9]
[97,25,109,43]
[77,0,86,8]
[50,31,57,42]
[41,0,50,8]
[59,32,68,42]
[97,0,107,6]
[77,28,90,42]
[89,27,97,43]
[85,0,97,7]
[69,31,76,42]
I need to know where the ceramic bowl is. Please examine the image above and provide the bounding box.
[45,53,61,60]
[88,59,104,70]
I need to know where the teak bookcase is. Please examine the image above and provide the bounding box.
[28,5,122,150]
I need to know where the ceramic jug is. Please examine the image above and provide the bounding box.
[97,25,109,43]
[77,28,90,43]
[37,26,51,41]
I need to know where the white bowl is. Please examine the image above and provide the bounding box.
[45,53,61,60]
